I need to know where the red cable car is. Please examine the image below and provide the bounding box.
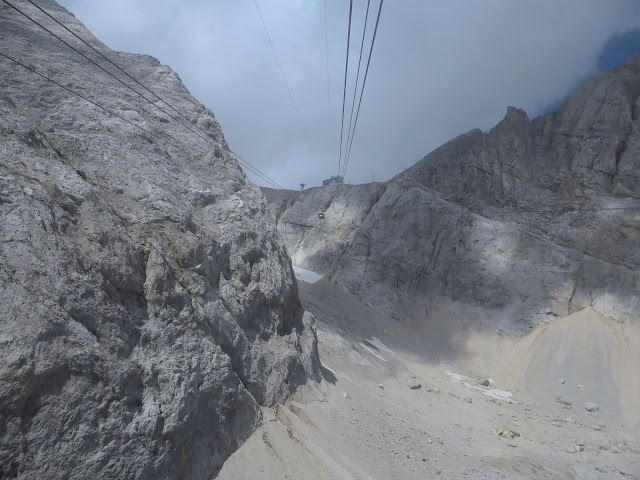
[318,212,325,219]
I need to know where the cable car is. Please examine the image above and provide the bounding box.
[318,211,325,219]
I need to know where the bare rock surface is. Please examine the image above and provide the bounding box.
[265,53,640,332]
[0,1,321,478]
[262,183,386,274]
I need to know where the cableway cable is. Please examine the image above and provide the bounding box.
[342,0,384,180]
[2,0,210,144]
[323,0,332,153]
[5,0,283,189]
[479,205,640,214]
[23,0,211,139]
[343,0,371,177]
[252,0,313,153]
[0,51,180,149]
[338,0,354,178]
[1,0,284,189]
[1,49,283,190]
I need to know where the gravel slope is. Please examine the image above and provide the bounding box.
[218,275,640,479]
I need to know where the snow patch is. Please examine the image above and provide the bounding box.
[358,342,387,361]
[445,371,514,402]
[293,266,323,284]
[366,337,395,355]
[482,389,514,401]
[446,372,468,384]
[321,363,338,375]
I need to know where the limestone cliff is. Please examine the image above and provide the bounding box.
[0,1,321,478]
[265,54,640,332]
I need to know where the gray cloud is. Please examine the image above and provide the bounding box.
[57,0,640,189]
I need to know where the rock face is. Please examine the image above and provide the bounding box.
[0,1,321,478]
[266,54,640,332]
[263,183,386,273]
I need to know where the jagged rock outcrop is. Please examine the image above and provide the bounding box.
[0,1,321,478]
[267,54,640,332]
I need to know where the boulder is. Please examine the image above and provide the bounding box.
[406,377,422,390]
[585,402,600,412]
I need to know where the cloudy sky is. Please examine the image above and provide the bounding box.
[56,0,640,190]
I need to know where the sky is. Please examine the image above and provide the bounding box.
[55,0,640,190]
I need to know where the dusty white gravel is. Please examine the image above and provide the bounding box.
[217,276,640,480]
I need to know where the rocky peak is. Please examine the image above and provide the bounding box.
[265,52,640,337]
[0,1,321,478]
[552,53,640,137]
[490,106,530,135]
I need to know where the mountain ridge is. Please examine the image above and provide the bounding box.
[264,52,640,332]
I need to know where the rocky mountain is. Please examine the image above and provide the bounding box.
[264,53,640,333]
[0,1,321,478]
